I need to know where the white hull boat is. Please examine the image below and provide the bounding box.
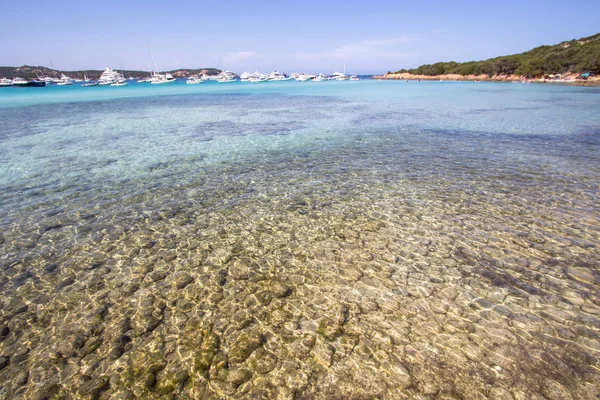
[151,77,177,84]
[186,77,204,84]
[12,77,29,86]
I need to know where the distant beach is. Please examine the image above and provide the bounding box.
[373,72,600,85]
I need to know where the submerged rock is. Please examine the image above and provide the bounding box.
[227,367,252,387]
[229,331,264,364]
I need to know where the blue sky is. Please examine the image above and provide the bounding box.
[2,0,599,74]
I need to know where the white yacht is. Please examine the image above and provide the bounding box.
[98,67,124,85]
[313,74,328,82]
[350,75,360,81]
[295,73,315,82]
[151,73,177,84]
[12,77,29,86]
[60,73,75,82]
[186,76,204,84]
[332,71,350,81]
[42,76,58,84]
[145,48,177,84]
[242,71,268,82]
[239,71,251,82]
[0,78,12,87]
[267,70,292,81]
[201,74,219,81]
[216,70,237,82]
[248,75,268,83]
[110,79,128,86]
[56,79,73,86]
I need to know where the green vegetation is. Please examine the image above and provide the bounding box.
[394,33,600,77]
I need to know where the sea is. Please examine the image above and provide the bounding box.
[0,79,599,399]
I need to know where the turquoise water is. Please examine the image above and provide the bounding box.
[0,80,599,399]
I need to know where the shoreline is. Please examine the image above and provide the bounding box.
[372,72,600,86]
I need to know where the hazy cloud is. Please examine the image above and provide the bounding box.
[222,51,262,64]
[292,36,418,61]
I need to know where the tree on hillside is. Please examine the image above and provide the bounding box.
[391,33,600,77]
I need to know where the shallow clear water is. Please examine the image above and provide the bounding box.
[0,80,599,399]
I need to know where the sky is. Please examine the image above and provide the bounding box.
[2,0,599,75]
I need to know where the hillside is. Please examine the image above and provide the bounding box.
[0,65,221,79]
[392,33,600,78]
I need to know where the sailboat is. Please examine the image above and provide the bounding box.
[148,48,177,84]
[216,57,237,82]
[333,64,350,81]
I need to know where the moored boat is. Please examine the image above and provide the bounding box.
[267,70,292,81]
[151,73,177,84]
[60,73,74,82]
[11,77,29,86]
[216,70,237,82]
[186,76,204,84]
[332,71,349,81]
[239,72,251,82]
[0,78,12,87]
[295,73,315,82]
[98,67,124,85]
[110,79,128,86]
[248,75,268,83]
[27,80,46,87]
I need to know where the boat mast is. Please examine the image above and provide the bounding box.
[149,47,159,77]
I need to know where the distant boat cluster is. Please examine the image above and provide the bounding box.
[0,68,132,87]
[238,70,360,82]
[182,70,360,84]
[1,67,360,88]
[0,77,47,87]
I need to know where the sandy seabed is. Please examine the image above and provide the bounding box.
[1,137,599,400]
